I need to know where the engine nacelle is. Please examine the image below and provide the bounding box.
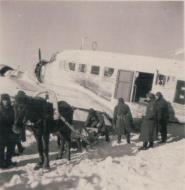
[35,60,48,83]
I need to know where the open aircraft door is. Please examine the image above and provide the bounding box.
[114,70,134,102]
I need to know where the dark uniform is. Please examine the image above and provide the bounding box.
[0,94,16,168]
[113,98,133,144]
[85,108,110,142]
[139,93,157,150]
[155,92,169,143]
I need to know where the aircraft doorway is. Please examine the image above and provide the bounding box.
[132,72,154,102]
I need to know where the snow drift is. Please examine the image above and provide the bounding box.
[0,132,184,190]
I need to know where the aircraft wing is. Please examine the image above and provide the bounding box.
[0,67,44,97]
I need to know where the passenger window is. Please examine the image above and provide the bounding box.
[68,62,76,71]
[174,80,185,104]
[78,64,87,73]
[91,66,100,75]
[156,74,167,86]
[104,67,114,77]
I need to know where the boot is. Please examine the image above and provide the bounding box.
[5,144,16,168]
[117,135,121,143]
[126,134,131,144]
[12,152,20,156]
[0,145,5,169]
[159,136,167,144]
[161,135,167,143]
[0,161,6,169]
[127,139,131,144]
[17,143,25,154]
[106,137,110,142]
[5,160,17,168]
[34,154,44,170]
[138,142,148,150]
[148,141,154,148]
[105,134,110,142]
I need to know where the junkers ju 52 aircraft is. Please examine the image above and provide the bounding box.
[34,49,185,124]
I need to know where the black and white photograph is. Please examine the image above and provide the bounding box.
[0,1,184,190]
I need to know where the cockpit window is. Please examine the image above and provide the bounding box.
[91,65,100,75]
[104,67,114,77]
[68,62,76,71]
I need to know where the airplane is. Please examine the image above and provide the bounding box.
[34,49,185,124]
[0,48,185,139]
[1,49,184,125]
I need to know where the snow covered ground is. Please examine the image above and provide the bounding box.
[0,132,185,190]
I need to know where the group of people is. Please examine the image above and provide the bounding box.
[0,93,25,169]
[113,91,169,150]
[139,92,169,150]
[0,90,169,169]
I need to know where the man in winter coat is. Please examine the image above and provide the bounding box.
[113,98,133,144]
[85,108,110,142]
[0,94,16,168]
[155,92,169,143]
[139,93,156,150]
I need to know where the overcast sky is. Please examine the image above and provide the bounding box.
[0,1,184,70]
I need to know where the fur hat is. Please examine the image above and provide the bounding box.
[118,97,124,103]
[17,90,26,97]
[15,90,27,104]
[89,108,95,114]
[1,93,10,101]
[156,92,163,98]
[147,92,155,100]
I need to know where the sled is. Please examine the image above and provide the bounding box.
[72,107,113,145]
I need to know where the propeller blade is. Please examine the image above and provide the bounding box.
[39,48,41,62]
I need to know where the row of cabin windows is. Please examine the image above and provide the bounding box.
[68,62,114,77]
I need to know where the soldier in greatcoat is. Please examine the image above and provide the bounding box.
[0,94,16,168]
[139,93,157,150]
[113,98,133,144]
[155,92,169,143]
